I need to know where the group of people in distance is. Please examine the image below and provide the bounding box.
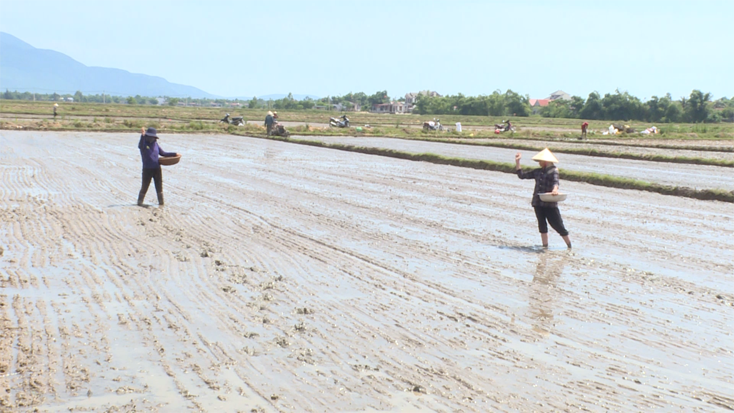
[135,121,571,248]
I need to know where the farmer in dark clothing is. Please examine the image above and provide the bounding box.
[53,103,58,119]
[137,127,178,206]
[264,111,275,136]
[515,148,572,248]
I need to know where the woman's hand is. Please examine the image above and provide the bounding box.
[551,185,559,195]
[515,152,522,162]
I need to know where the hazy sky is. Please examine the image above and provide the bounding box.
[1,0,732,100]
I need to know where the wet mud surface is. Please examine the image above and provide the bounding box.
[1,130,733,412]
[305,136,734,191]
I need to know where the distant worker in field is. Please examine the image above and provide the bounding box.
[515,148,572,249]
[265,111,275,136]
[581,121,589,139]
[137,127,179,206]
[53,103,58,119]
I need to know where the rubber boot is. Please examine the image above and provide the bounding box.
[157,192,164,206]
[137,191,145,206]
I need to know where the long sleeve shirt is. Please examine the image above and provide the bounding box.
[138,135,175,169]
[516,165,560,207]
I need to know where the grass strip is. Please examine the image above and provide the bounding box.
[410,137,734,168]
[283,126,734,154]
[532,139,734,153]
[431,135,734,153]
[3,114,733,153]
[266,129,734,166]
[237,132,734,203]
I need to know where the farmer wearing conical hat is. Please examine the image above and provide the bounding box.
[265,111,275,136]
[515,148,572,248]
[137,127,178,206]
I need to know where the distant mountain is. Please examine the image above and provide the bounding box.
[0,32,217,98]
[230,94,321,101]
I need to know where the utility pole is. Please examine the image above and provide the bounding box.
[103,92,105,104]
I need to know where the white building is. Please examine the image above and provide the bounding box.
[371,102,406,114]
[404,90,441,113]
[548,90,571,101]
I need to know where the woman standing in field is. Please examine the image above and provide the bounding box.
[137,127,178,206]
[515,148,572,248]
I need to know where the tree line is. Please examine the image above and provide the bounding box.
[412,89,734,123]
[263,91,391,111]
[2,90,164,105]
[3,88,733,123]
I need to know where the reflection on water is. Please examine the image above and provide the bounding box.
[498,245,546,254]
[528,250,570,336]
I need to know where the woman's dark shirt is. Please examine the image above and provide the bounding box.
[517,165,560,207]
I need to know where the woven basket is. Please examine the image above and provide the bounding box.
[159,154,181,166]
[538,193,567,202]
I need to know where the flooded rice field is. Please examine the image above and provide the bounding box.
[1,131,733,412]
[306,136,734,191]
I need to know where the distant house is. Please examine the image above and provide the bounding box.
[404,90,440,113]
[529,98,551,114]
[371,102,406,114]
[345,102,361,112]
[548,90,571,101]
[65,97,74,102]
[529,91,571,114]
[313,103,342,111]
[228,102,241,107]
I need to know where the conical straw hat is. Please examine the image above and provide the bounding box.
[532,148,559,163]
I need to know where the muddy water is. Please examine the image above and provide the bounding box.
[1,130,733,412]
[307,136,734,191]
